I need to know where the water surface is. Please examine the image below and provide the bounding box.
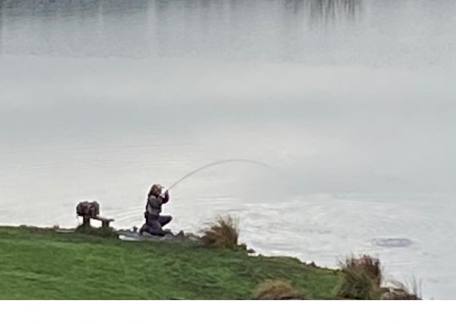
[1,0,455,298]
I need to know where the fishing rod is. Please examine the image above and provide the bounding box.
[116,159,273,222]
[164,159,273,192]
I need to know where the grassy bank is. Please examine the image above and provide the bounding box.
[0,226,341,299]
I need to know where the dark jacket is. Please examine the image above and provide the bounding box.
[145,191,169,221]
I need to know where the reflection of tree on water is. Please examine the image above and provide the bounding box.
[309,0,362,23]
[278,0,363,24]
[0,0,363,57]
[152,0,363,25]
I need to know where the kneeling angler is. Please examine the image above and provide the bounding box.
[140,184,172,236]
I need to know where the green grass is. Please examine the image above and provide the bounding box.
[0,226,342,299]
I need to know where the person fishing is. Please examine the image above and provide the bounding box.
[139,184,173,236]
[116,160,273,230]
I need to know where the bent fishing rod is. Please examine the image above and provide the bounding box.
[164,159,273,192]
[116,159,273,222]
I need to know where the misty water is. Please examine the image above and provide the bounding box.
[1,0,455,298]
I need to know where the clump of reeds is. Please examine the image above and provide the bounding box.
[337,254,423,300]
[254,279,304,300]
[343,254,382,286]
[337,255,383,299]
[200,215,239,249]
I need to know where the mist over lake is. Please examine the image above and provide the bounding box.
[0,0,455,299]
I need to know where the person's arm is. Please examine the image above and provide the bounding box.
[162,190,170,204]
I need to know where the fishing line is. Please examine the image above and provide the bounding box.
[165,159,273,192]
[116,159,273,222]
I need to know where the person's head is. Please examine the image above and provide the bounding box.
[149,184,163,197]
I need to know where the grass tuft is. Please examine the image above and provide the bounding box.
[200,215,239,249]
[343,254,382,286]
[254,279,304,300]
[337,255,382,299]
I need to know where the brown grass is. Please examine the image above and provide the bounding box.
[254,279,304,300]
[200,215,239,249]
[337,267,379,299]
[337,255,383,299]
[337,255,423,300]
[342,254,382,286]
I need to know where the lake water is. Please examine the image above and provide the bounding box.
[0,0,455,299]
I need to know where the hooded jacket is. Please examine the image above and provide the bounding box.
[145,191,169,220]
